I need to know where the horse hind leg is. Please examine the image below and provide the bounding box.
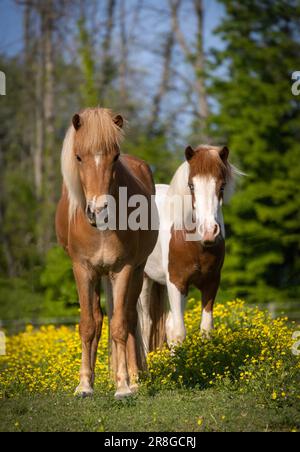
[103,276,117,380]
[90,283,103,387]
[126,266,146,393]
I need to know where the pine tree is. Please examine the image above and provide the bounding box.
[209,0,300,302]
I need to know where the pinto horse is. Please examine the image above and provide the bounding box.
[137,145,241,361]
[56,108,158,399]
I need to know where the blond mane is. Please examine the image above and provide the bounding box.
[61,108,124,220]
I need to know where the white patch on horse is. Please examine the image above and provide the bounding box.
[92,196,97,209]
[165,277,186,345]
[192,176,219,238]
[137,156,242,353]
[201,310,214,333]
[95,155,101,168]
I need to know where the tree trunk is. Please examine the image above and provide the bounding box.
[34,24,45,201]
[101,0,116,103]
[43,0,55,198]
[23,2,35,165]
[170,0,209,136]
[41,0,56,251]
[148,31,175,135]
[193,0,209,123]
[119,0,128,106]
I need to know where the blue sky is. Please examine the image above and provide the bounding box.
[0,0,224,56]
[0,0,225,134]
[0,0,23,56]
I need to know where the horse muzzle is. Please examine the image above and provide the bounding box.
[86,202,108,228]
[200,223,221,247]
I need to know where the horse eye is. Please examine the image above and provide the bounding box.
[220,184,226,193]
[189,183,194,192]
[76,155,82,163]
[114,154,120,163]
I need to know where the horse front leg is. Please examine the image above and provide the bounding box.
[73,263,100,397]
[90,284,103,387]
[136,274,154,370]
[201,277,220,337]
[110,265,133,399]
[166,280,186,347]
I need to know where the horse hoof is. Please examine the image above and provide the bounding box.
[114,387,133,400]
[201,329,213,339]
[74,385,94,398]
[130,384,139,394]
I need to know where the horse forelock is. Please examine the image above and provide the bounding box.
[73,108,124,156]
[187,146,242,203]
[189,146,230,181]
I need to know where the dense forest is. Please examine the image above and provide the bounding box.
[0,0,299,321]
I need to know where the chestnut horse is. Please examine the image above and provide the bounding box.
[137,145,242,361]
[56,108,158,399]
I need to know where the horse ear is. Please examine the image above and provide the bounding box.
[219,146,229,162]
[185,146,195,162]
[72,114,81,131]
[113,115,124,129]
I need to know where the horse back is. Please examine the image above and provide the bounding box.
[119,155,156,196]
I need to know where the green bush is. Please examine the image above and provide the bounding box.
[0,278,43,321]
[147,301,300,404]
[40,246,78,317]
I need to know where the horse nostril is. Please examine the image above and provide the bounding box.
[86,205,95,221]
[96,203,108,215]
[199,224,205,236]
[213,224,220,238]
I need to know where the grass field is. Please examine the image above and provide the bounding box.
[1,301,299,432]
[1,387,300,432]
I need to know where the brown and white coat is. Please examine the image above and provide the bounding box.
[138,145,242,356]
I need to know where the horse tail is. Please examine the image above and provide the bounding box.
[136,276,167,370]
[150,282,168,352]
